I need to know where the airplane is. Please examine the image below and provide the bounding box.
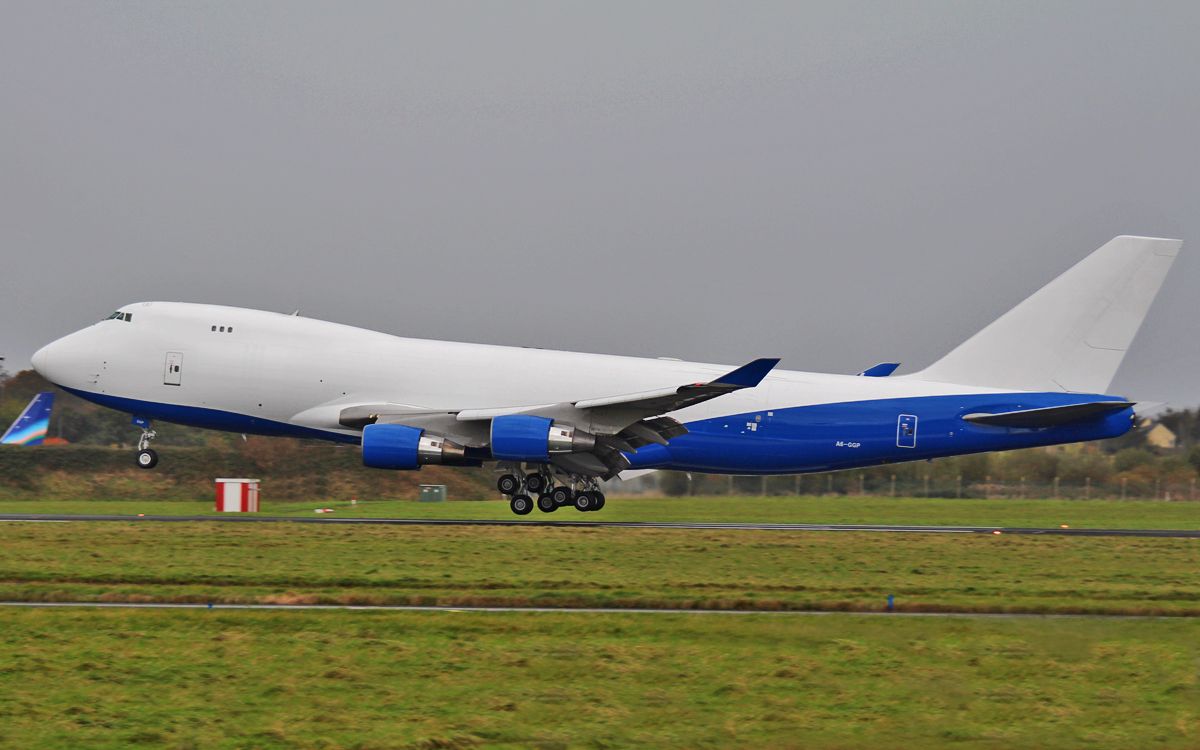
[30,235,1181,515]
[1,392,55,446]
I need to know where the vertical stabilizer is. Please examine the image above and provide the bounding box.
[1,392,55,446]
[913,236,1182,394]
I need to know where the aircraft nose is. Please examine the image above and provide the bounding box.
[31,343,53,378]
[31,329,104,390]
[31,336,79,387]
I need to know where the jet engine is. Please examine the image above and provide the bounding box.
[489,415,596,461]
[361,423,471,470]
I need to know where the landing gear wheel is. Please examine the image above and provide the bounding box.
[525,473,546,493]
[550,486,573,506]
[573,491,595,512]
[497,474,520,495]
[136,449,159,470]
[537,494,557,513]
[510,494,533,516]
[592,492,606,511]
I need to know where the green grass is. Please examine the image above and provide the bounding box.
[0,494,1197,529]
[1,521,1198,615]
[2,499,1198,748]
[0,608,1196,749]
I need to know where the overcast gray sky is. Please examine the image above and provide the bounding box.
[2,1,1197,403]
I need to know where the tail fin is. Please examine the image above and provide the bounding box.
[1,392,55,446]
[913,236,1182,394]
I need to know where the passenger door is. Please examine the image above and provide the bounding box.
[163,352,183,386]
[896,414,918,449]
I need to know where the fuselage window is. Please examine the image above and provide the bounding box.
[211,325,217,331]
[227,327,233,333]
[219,326,225,332]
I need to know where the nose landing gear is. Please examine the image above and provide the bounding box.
[135,419,158,469]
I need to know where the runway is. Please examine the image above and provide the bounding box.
[0,513,1197,537]
[0,600,1186,619]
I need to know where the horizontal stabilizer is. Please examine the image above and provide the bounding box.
[858,362,900,377]
[963,400,1134,428]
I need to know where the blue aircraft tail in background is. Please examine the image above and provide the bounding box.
[1,392,55,446]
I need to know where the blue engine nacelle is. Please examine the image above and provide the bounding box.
[489,415,596,461]
[362,423,469,470]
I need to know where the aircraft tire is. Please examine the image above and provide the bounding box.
[592,492,606,511]
[510,494,533,516]
[537,494,557,513]
[136,449,159,470]
[497,474,519,495]
[525,473,546,493]
[573,491,594,512]
[550,486,573,506]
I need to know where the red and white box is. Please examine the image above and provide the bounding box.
[214,478,260,512]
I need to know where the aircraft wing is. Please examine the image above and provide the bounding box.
[456,357,779,431]
[338,357,780,477]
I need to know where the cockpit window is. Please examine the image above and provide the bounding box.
[103,311,133,322]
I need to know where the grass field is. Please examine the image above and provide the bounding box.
[1,517,1198,615]
[0,494,1198,528]
[3,497,1198,748]
[0,608,1196,749]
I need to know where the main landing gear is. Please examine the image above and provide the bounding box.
[136,424,159,470]
[497,466,606,515]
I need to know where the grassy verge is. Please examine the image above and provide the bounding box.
[0,608,1196,749]
[0,494,1197,528]
[1,522,1197,615]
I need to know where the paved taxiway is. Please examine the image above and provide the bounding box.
[0,513,1196,537]
[0,601,1186,619]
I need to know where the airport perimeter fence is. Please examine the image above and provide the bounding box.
[653,471,1200,501]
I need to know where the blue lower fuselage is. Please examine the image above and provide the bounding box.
[625,392,1133,473]
[65,387,1133,475]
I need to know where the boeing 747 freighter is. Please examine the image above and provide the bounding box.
[31,236,1181,514]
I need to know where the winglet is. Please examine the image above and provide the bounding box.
[711,358,780,388]
[858,362,900,377]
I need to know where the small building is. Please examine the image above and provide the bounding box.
[1146,423,1178,450]
[419,484,447,502]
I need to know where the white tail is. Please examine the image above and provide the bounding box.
[914,235,1182,394]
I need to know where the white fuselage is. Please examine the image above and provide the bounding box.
[33,302,1006,441]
